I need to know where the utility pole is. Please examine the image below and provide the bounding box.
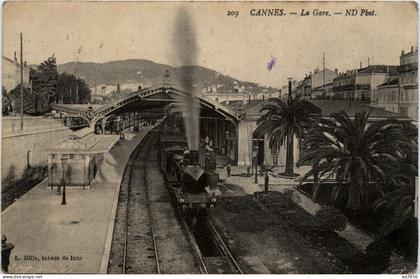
[323,52,326,98]
[75,84,79,104]
[20,32,24,130]
[287,77,293,99]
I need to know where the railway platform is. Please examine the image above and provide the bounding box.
[1,127,154,274]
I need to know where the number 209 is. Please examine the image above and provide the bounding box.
[227,10,239,17]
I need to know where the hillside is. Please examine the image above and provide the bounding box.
[58,59,277,96]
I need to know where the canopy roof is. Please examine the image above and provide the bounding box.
[48,129,119,155]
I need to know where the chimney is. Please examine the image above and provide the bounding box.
[288,79,292,96]
[334,68,338,74]
[368,57,370,66]
[401,50,405,56]
[138,85,142,91]
[360,62,362,69]
[411,46,414,53]
[14,51,17,63]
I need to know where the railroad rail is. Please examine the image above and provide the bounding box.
[205,219,245,274]
[108,129,202,274]
[143,158,161,274]
[122,134,160,273]
[178,212,247,274]
[107,132,161,274]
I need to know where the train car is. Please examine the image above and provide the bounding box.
[159,134,188,173]
[173,150,217,212]
[159,134,217,214]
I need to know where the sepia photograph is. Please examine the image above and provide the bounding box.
[1,0,418,275]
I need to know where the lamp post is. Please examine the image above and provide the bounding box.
[225,131,230,158]
[61,156,69,205]
[253,144,258,184]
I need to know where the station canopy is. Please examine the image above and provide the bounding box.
[48,127,119,155]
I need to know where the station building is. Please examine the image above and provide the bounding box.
[47,127,119,187]
[52,72,413,175]
[214,99,412,170]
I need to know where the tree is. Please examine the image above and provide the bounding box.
[29,54,58,114]
[255,97,321,177]
[297,110,412,210]
[2,87,12,115]
[372,122,418,236]
[30,54,59,111]
[7,85,42,114]
[57,73,91,104]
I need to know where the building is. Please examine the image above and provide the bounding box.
[332,65,398,102]
[398,46,418,120]
[280,80,299,99]
[201,92,253,104]
[289,68,338,100]
[298,74,312,99]
[221,99,411,167]
[376,78,399,113]
[2,55,30,92]
[310,68,338,99]
[311,82,334,99]
[47,128,119,187]
[311,68,338,88]
[375,46,418,120]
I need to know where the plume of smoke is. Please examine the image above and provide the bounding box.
[172,8,200,150]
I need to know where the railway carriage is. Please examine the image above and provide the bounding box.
[159,133,217,214]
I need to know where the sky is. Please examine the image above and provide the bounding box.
[3,1,418,87]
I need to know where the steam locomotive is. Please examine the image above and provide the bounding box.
[159,130,217,215]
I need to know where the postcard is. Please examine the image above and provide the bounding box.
[1,1,418,275]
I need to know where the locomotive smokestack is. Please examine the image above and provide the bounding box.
[190,150,199,166]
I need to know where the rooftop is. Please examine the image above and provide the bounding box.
[378,78,399,88]
[358,65,398,74]
[48,128,119,154]
[223,99,410,121]
[53,104,104,112]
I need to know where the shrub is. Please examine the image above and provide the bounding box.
[365,238,393,273]
[283,188,302,204]
[314,205,347,232]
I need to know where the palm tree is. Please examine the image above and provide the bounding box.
[297,110,411,210]
[373,165,417,236]
[373,122,418,236]
[255,96,321,177]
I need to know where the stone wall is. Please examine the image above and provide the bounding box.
[2,119,72,184]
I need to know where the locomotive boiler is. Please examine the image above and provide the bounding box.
[159,133,217,214]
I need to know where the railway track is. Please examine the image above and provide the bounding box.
[107,128,245,274]
[108,132,161,273]
[108,131,201,274]
[179,211,246,274]
[205,219,245,274]
[123,135,161,274]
